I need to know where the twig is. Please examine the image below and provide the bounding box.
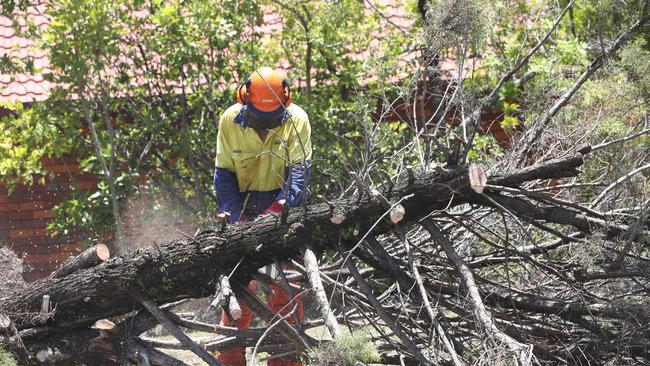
[422,219,534,365]
[133,291,225,366]
[591,128,650,152]
[249,300,299,364]
[343,250,431,365]
[519,12,650,160]
[393,228,465,366]
[590,163,650,208]
[233,283,310,350]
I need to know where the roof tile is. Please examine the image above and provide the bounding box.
[1,0,415,104]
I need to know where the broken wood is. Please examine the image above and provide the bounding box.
[50,244,110,279]
[134,292,225,366]
[210,275,242,321]
[34,295,50,325]
[302,242,341,339]
[217,212,232,231]
[0,314,10,331]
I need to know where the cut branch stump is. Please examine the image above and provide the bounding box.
[50,244,110,279]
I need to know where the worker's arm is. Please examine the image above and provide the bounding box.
[275,110,312,207]
[275,161,311,207]
[214,107,242,223]
[214,168,241,223]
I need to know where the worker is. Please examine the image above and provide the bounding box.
[214,67,311,366]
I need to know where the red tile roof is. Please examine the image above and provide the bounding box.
[0,1,415,104]
[0,2,53,103]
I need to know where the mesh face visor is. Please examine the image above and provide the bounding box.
[244,108,286,131]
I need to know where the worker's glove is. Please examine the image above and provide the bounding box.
[261,201,283,216]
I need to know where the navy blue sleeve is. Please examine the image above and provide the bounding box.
[276,161,311,207]
[214,167,242,223]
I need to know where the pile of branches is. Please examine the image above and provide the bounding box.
[0,145,648,365]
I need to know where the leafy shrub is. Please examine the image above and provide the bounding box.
[0,344,17,366]
[307,331,380,366]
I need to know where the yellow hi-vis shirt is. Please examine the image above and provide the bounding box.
[215,103,312,193]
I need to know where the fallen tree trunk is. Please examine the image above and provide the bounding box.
[0,154,589,364]
[0,154,584,329]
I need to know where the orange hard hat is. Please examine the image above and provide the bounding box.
[237,67,292,119]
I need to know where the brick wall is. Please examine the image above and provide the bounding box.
[0,155,98,282]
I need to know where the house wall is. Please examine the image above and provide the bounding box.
[0,155,98,282]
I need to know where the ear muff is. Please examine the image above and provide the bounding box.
[236,79,251,105]
[282,80,292,106]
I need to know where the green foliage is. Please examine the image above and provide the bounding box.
[49,176,132,242]
[264,0,413,194]
[2,0,647,242]
[0,0,413,239]
[619,39,650,105]
[424,0,493,54]
[467,134,503,162]
[307,331,380,366]
[1,0,264,237]
[0,344,17,366]
[267,0,380,94]
[0,101,80,191]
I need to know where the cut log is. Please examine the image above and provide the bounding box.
[468,164,487,194]
[390,204,406,224]
[2,156,584,329]
[210,275,242,321]
[330,214,344,225]
[92,319,117,343]
[92,319,116,333]
[50,244,110,279]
